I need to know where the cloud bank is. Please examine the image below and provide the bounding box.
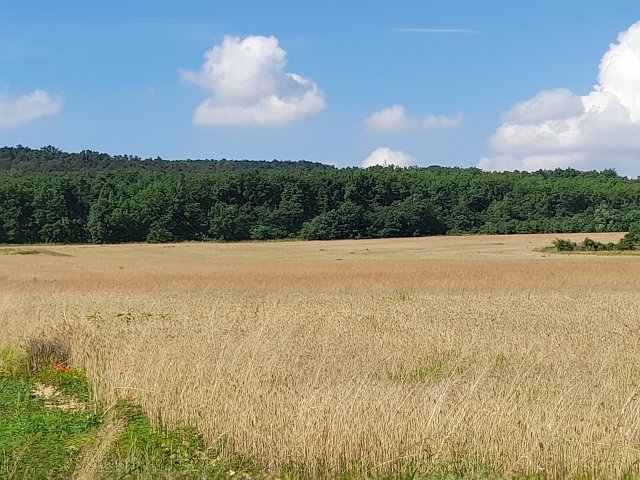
[180,35,326,127]
[479,20,640,174]
[362,147,415,168]
[364,105,463,131]
[0,89,61,127]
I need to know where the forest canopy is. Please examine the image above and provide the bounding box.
[1,146,639,244]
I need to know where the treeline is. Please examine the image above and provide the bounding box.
[1,148,640,244]
[0,146,335,174]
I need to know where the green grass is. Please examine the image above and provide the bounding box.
[387,360,467,383]
[102,402,262,479]
[0,364,100,479]
[0,348,29,379]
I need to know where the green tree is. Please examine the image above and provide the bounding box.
[207,203,252,241]
[370,194,445,237]
[300,201,369,240]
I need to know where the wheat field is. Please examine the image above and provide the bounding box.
[2,233,640,477]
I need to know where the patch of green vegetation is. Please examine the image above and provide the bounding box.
[388,360,463,382]
[334,457,503,480]
[115,308,171,324]
[86,309,171,325]
[493,353,508,367]
[413,460,502,480]
[547,224,640,254]
[395,292,413,302]
[103,403,261,479]
[405,363,449,381]
[0,347,29,379]
[0,349,100,479]
[33,367,93,402]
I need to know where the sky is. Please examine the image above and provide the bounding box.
[2,1,640,175]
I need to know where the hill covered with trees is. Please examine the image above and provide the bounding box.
[0,146,335,174]
[1,146,639,244]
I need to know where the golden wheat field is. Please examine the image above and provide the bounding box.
[2,233,640,478]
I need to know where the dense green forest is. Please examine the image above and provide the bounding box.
[0,146,334,174]
[1,146,639,244]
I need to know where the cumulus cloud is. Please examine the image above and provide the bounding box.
[480,21,640,174]
[364,104,463,131]
[180,35,326,127]
[362,147,415,168]
[0,89,61,127]
[501,89,584,125]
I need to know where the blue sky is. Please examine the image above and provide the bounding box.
[2,1,640,174]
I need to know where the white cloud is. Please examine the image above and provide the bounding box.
[362,147,415,168]
[502,89,584,125]
[478,154,581,172]
[0,89,61,127]
[180,35,326,127]
[480,21,640,174]
[364,105,463,131]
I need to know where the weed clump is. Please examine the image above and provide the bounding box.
[26,336,71,372]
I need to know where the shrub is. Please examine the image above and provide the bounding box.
[579,237,606,251]
[552,238,577,251]
[249,224,286,240]
[146,224,175,243]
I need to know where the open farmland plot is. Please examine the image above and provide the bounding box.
[2,233,640,478]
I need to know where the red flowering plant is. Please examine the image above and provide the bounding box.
[52,362,71,372]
